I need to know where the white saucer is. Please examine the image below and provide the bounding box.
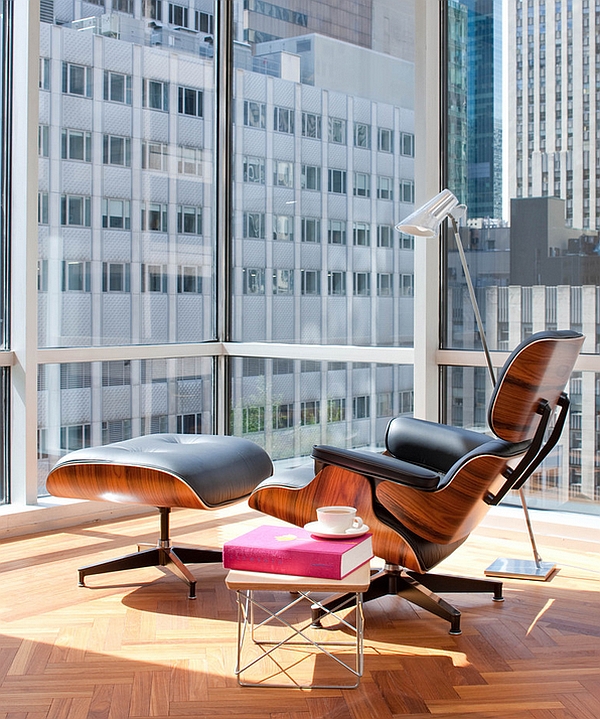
[304,521,370,539]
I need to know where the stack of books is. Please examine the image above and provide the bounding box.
[223,525,373,580]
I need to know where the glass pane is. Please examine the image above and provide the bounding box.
[232,4,415,348]
[37,358,213,495]
[231,359,413,459]
[443,1,598,514]
[38,7,215,349]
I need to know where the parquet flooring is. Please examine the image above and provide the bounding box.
[0,503,598,718]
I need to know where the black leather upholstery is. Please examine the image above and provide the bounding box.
[52,434,273,507]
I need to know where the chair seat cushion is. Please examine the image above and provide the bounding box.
[50,434,273,508]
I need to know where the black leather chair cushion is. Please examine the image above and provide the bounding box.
[385,417,492,474]
[52,434,273,507]
[311,445,442,489]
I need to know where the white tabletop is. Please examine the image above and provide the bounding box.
[225,562,371,593]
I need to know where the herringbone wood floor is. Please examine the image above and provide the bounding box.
[0,503,599,718]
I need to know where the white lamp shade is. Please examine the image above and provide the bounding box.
[395,188,461,237]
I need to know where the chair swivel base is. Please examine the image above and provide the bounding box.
[312,564,504,635]
[78,545,222,599]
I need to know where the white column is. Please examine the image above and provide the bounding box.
[412,0,441,422]
[11,1,41,504]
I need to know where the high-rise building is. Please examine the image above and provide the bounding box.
[506,0,597,230]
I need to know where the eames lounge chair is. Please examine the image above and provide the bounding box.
[249,330,585,634]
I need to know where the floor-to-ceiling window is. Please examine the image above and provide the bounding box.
[443,0,599,515]
[23,1,417,511]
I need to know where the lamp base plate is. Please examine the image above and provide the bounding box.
[484,558,557,581]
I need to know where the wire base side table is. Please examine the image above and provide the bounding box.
[226,565,370,689]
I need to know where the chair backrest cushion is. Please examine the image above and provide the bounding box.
[488,330,584,443]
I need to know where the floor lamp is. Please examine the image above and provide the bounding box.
[395,189,556,581]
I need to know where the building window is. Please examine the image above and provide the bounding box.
[62,261,91,292]
[272,359,294,375]
[102,360,131,386]
[243,156,265,184]
[144,0,162,20]
[273,160,293,187]
[354,122,371,148]
[301,217,320,243]
[242,358,264,376]
[401,131,415,156]
[328,117,346,144]
[328,220,346,245]
[102,199,131,230]
[302,112,322,138]
[142,142,168,171]
[141,203,168,232]
[103,135,131,166]
[141,415,169,434]
[177,266,202,293]
[102,420,132,445]
[399,232,414,250]
[272,269,294,295]
[103,70,132,104]
[378,225,393,247]
[400,390,414,414]
[327,398,346,422]
[273,215,293,241]
[60,363,92,389]
[38,125,49,157]
[328,169,347,194]
[60,424,91,452]
[61,195,91,227]
[195,11,213,33]
[300,400,320,425]
[244,268,265,295]
[62,62,92,97]
[273,403,294,430]
[177,205,202,234]
[377,273,393,296]
[400,179,415,203]
[243,406,265,434]
[353,272,371,296]
[301,270,320,295]
[39,57,50,90]
[377,392,393,417]
[102,263,131,292]
[243,212,265,239]
[142,79,169,111]
[113,0,133,12]
[38,192,49,224]
[353,222,370,246]
[378,127,393,152]
[377,175,394,200]
[141,264,168,293]
[301,164,321,190]
[353,395,370,419]
[169,2,188,26]
[178,146,202,175]
[61,129,92,162]
[353,172,370,197]
[176,414,202,434]
[400,273,414,297]
[274,106,294,133]
[244,100,266,128]
[178,87,203,117]
[38,260,48,291]
[328,271,346,296]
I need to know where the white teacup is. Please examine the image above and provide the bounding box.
[316,506,363,533]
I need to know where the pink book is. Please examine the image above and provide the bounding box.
[223,525,373,580]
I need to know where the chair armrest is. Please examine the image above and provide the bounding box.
[311,445,442,490]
